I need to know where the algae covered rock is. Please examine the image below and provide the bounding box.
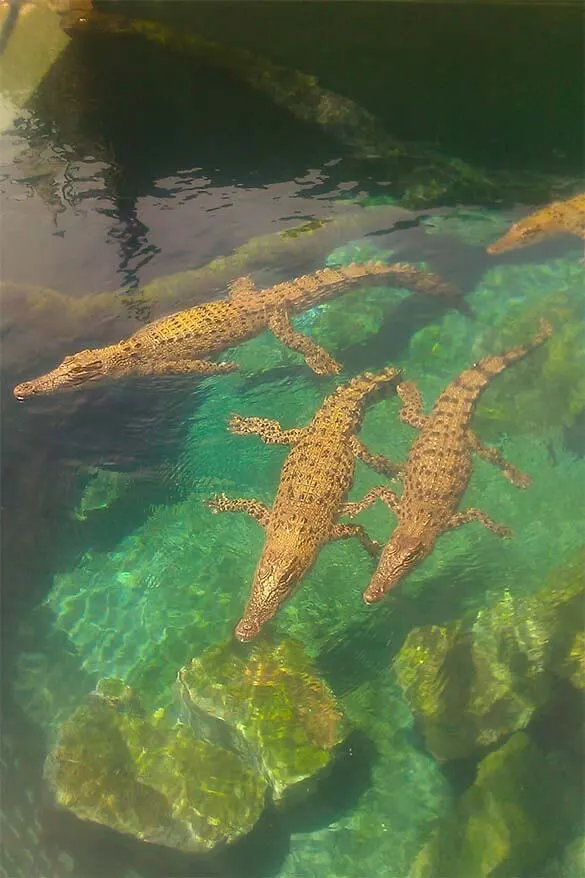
[45,678,267,852]
[394,550,585,762]
[178,633,348,803]
[409,732,581,878]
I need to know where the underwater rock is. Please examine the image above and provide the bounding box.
[409,732,581,878]
[44,678,267,852]
[394,550,585,762]
[177,634,348,803]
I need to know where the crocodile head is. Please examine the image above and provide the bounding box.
[486,216,549,254]
[234,537,313,642]
[13,350,107,399]
[362,531,427,604]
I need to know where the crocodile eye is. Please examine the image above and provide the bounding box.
[71,360,102,374]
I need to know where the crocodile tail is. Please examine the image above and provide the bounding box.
[456,319,552,397]
[280,261,401,309]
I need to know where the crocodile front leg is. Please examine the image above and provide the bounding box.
[340,485,401,518]
[447,507,511,537]
[349,436,402,478]
[330,523,382,558]
[207,493,270,527]
[139,359,238,376]
[267,308,342,375]
[229,414,305,445]
[397,380,427,429]
[467,430,531,488]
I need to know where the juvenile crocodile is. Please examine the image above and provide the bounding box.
[341,321,552,604]
[13,261,462,399]
[487,192,585,254]
[207,366,403,641]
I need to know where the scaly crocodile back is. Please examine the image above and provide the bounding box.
[131,298,243,353]
[270,366,400,534]
[402,319,552,526]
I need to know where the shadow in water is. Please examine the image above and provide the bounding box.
[317,560,493,696]
[283,730,375,835]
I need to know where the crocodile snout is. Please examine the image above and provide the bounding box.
[13,381,37,400]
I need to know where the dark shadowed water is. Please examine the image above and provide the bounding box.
[1,3,584,878]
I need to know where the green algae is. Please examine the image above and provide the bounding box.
[178,633,347,803]
[394,550,585,762]
[409,732,582,878]
[45,679,267,852]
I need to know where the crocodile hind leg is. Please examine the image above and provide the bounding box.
[447,507,511,537]
[349,436,402,478]
[340,485,401,518]
[207,493,270,527]
[467,430,531,488]
[229,415,305,445]
[267,308,342,375]
[397,380,427,429]
[330,523,382,558]
[140,359,238,376]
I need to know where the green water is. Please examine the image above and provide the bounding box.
[1,4,584,878]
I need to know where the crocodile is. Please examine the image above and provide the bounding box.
[207,366,403,641]
[13,261,463,399]
[340,320,552,604]
[487,192,585,254]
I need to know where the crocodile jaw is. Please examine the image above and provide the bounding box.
[13,350,112,398]
[363,532,428,603]
[233,551,307,642]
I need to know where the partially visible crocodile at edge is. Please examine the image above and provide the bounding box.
[13,261,463,399]
[487,192,585,254]
[208,366,403,641]
[341,320,552,604]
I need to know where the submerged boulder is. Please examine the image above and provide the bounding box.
[178,633,348,803]
[44,678,267,853]
[409,732,581,878]
[394,550,584,762]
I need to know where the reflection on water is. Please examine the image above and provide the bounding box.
[1,4,584,878]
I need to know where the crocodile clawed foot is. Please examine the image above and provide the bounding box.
[507,469,531,489]
[229,415,248,434]
[216,360,239,373]
[207,493,228,514]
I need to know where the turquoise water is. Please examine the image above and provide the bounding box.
[1,4,584,878]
